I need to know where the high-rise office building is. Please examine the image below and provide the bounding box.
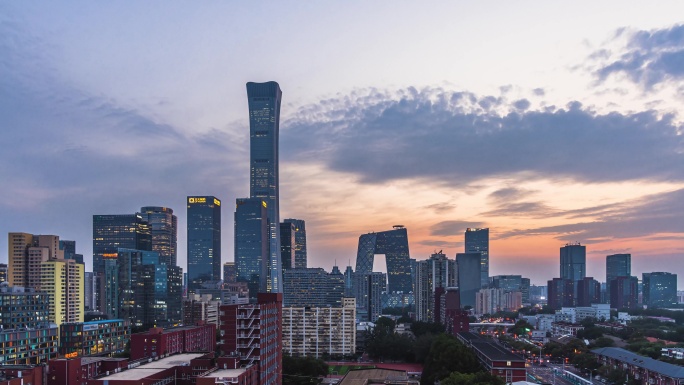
[560,243,586,281]
[547,278,575,309]
[465,228,489,288]
[283,219,307,268]
[235,197,269,300]
[247,81,283,293]
[279,222,296,271]
[93,214,151,278]
[84,271,96,310]
[355,226,412,293]
[140,206,178,266]
[223,262,237,283]
[606,254,631,296]
[187,196,221,295]
[456,252,481,308]
[643,272,677,308]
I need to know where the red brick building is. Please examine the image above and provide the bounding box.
[457,332,527,383]
[0,366,44,385]
[48,357,129,385]
[129,322,216,360]
[219,293,282,385]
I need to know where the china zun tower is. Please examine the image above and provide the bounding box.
[247,81,283,293]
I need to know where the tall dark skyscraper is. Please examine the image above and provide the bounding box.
[279,222,296,271]
[140,206,178,266]
[456,252,481,308]
[560,243,586,281]
[606,253,631,295]
[247,81,283,293]
[355,225,412,293]
[283,218,307,268]
[187,196,221,294]
[465,228,489,288]
[234,197,269,300]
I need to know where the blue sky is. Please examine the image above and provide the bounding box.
[2,2,684,287]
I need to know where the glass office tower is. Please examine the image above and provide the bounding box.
[355,225,412,293]
[283,219,307,268]
[247,81,283,293]
[235,197,269,300]
[140,206,178,266]
[560,243,586,281]
[187,196,221,294]
[606,253,631,296]
[465,228,489,288]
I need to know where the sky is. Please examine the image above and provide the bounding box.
[1,2,683,288]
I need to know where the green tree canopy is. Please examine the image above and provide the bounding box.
[420,334,480,385]
[283,355,328,385]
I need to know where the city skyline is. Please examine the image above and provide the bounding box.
[2,3,684,288]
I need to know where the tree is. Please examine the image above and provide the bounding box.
[282,355,328,385]
[440,371,505,385]
[420,334,480,385]
[411,321,445,337]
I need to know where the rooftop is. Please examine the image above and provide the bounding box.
[98,353,205,381]
[204,368,247,378]
[593,347,684,379]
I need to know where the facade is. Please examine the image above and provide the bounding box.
[475,288,522,315]
[354,226,412,294]
[0,286,56,364]
[219,293,282,385]
[60,240,84,265]
[93,214,151,312]
[140,206,178,266]
[0,366,44,385]
[606,254,631,296]
[456,252,481,308]
[560,243,586,281]
[234,198,268,300]
[575,277,601,307]
[223,262,237,283]
[182,294,221,328]
[283,268,344,307]
[283,219,307,269]
[643,272,678,308]
[279,222,296,271]
[41,259,84,325]
[8,233,64,289]
[593,347,684,384]
[367,272,386,322]
[0,264,6,283]
[465,228,489,288]
[414,252,456,322]
[187,196,221,295]
[610,276,639,309]
[547,278,574,310]
[247,81,283,294]
[59,319,130,357]
[282,298,356,357]
[129,323,217,361]
[84,272,97,311]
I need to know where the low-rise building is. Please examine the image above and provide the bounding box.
[183,294,221,328]
[457,332,526,383]
[551,322,584,338]
[0,365,44,385]
[59,319,130,357]
[129,322,216,361]
[593,347,684,384]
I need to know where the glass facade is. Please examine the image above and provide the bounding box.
[247,81,283,293]
[354,226,412,293]
[187,196,221,294]
[234,197,268,300]
[283,267,344,307]
[560,243,586,281]
[465,228,489,289]
[283,219,307,268]
[141,206,178,266]
[643,272,677,308]
[456,252,481,308]
[279,222,296,271]
[606,253,631,295]
[59,319,130,356]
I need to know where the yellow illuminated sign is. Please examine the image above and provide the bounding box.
[102,253,118,258]
[188,197,207,204]
[262,201,267,208]
[214,198,221,206]
[65,352,78,358]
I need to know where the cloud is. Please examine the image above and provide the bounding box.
[487,187,533,203]
[283,88,684,187]
[498,188,684,241]
[424,202,456,214]
[592,24,684,89]
[480,201,559,219]
[430,220,485,237]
